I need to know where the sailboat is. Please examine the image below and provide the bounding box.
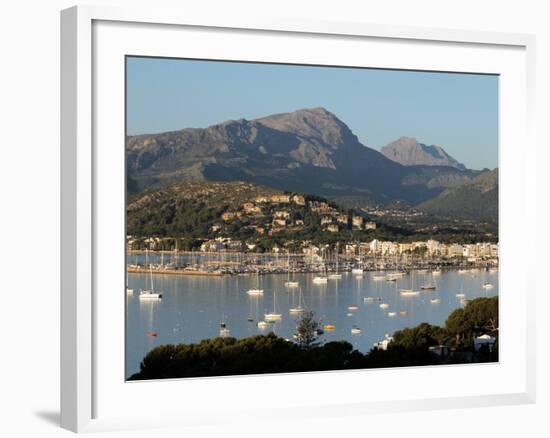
[329,245,342,279]
[264,290,282,321]
[289,288,306,315]
[247,269,264,296]
[312,261,328,284]
[139,266,162,300]
[352,246,364,275]
[420,272,437,290]
[456,282,465,298]
[257,320,269,329]
[284,254,299,288]
[126,270,133,295]
[400,270,419,296]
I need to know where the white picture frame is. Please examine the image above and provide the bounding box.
[61,4,537,433]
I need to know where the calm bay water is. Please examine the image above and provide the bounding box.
[126,269,498,378]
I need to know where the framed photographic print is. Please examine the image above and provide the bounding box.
[61,5,536,433]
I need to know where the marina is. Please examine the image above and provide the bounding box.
[126,267,498,377]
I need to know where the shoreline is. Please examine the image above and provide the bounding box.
[128,265,498,277]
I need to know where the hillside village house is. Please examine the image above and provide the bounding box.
[274,210,291,219]
[365,221,377,230]
[242,202,262,214]
[291,194,306,205]
[352,215,364,228]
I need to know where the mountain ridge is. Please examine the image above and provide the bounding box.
[417,168,498,222]
[126,107,480,206]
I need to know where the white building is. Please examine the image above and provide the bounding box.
[474,334,497,352]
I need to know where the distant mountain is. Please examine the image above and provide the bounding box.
[417,169,498,222]
[127,108,478,205]
[381,136,466,170]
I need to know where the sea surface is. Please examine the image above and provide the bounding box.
[126,268,498,378]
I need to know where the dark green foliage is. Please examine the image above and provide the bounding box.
[445,296,499,348]
[392,323,448,351]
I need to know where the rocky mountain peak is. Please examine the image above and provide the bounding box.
[381,136,466,170]
[255,107,358,149]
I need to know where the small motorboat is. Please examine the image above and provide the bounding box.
[289,306,305,315]
[430,298,441,304]
[364,296,382,303]
[379,303,390,309]
[246,288,264,296]
[146,331,158,337]
[264,312,282,322]
[257,320,269,329]
[284,281,299,288]
[482,283,494,290]
[313,276,328,284]
[388,312,397,317]
[399,311,408,316]
[323,324,336,331]
[139,290,162,300]
[347,305,359,311]
[351,326,362,335]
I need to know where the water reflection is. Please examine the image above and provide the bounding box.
[126,269,498,377]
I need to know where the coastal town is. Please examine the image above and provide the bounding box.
[127,236,498,277]
[127,188,498,276]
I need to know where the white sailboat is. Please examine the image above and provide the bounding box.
[247,269,264,296]
[284,254,299,288]
[328,246,342,279]
[456,282,465,298]
[289,288,306,315]
[420,272,437,290]
[139,266,162,300]
[264,290,282,321]
[313,261,328,284]
[126,270,133,295]
[400,270,419,296]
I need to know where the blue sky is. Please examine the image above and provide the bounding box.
[127,57,498,170]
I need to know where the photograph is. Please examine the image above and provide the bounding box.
[125,57,499,381]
